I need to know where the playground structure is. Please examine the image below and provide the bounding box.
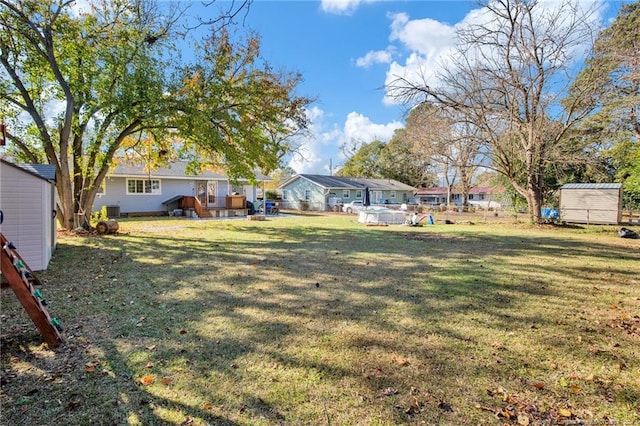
[1,232,63,347]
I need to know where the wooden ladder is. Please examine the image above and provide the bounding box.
[0,232,63,347]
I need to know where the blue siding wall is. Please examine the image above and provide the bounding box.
[94,177,197,214]
[282,178,326,210]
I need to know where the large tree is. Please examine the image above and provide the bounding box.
[377,128,436,187]
[567,2,640,208]
[336,140,386,178]
[400,103,481,205]
[388,0,605,222]
[0,0,310,229]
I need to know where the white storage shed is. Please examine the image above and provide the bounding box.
[0,159,57,270]
[559,183,622,225]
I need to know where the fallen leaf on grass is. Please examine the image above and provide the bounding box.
[85,360,100,372]
[395,357,410,366]
[383,387,399,396]
[141,375,155,385]
[161,378,172,386]
[203,402,213,410]
[146,344,157,351]
[533,382,545,390]
[558,408,572,417]
[570,384,581,393]
[144,362,154,369]
[517,414,530,425]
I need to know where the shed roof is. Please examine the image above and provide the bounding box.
[1,159,56,181]
[560,183,622,190]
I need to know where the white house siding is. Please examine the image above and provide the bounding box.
[0,163,54,271]
[559,184,622,225]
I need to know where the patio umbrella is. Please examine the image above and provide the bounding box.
[363,186,371,207]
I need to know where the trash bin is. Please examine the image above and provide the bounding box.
[106,205,120,218]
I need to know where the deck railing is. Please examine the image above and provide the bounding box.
[180,196,203,218]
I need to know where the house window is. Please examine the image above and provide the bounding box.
[305,190,311,201]
[283,190,289,201]
[356,190,362,199]
[127,178,161,195]
[343,189,350,198]
[390,191,396,199]
[469,194,474,200]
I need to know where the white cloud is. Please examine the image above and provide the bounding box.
[320,0,377,15]
[287,108,403,174]
[382,2,606,106]
[320,0,361,15]
[381,12,459,105]
[355,47,395,68]
[288,107,341,174]
[342,112,402,143]
[389,12,456,57]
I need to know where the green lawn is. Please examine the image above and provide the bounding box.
[1,214,639,425]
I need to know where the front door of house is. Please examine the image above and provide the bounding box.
[207,181,217,207]
[197,182,207,206]
[372,190,383,203]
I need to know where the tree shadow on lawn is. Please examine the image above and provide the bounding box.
[1,222,638,424]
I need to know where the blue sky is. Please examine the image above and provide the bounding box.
[190,0,622,175]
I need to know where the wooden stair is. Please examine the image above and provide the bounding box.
[0,232,63,347]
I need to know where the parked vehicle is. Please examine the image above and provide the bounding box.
[342,200,364,214]
[328,197,344,211]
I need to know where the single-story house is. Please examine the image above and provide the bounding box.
[278,174,416,211]
[414,185,503,209]
[0,159,57,271]
[93,161,270,218]
[559,183,622,225]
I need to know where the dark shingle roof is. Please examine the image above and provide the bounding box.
[296,174,366,189]
[20,164,56,181]
[1,159,56,181]
[282,174,416,191]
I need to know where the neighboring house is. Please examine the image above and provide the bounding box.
[0,159,57,271]
[414,185,503,209]
[559,183,622,225]
[278,174,416,211]
[93,161,270,218]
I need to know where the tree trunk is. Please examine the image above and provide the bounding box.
[96,220,119,235]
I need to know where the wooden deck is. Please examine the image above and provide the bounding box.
[181,195,248,218]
